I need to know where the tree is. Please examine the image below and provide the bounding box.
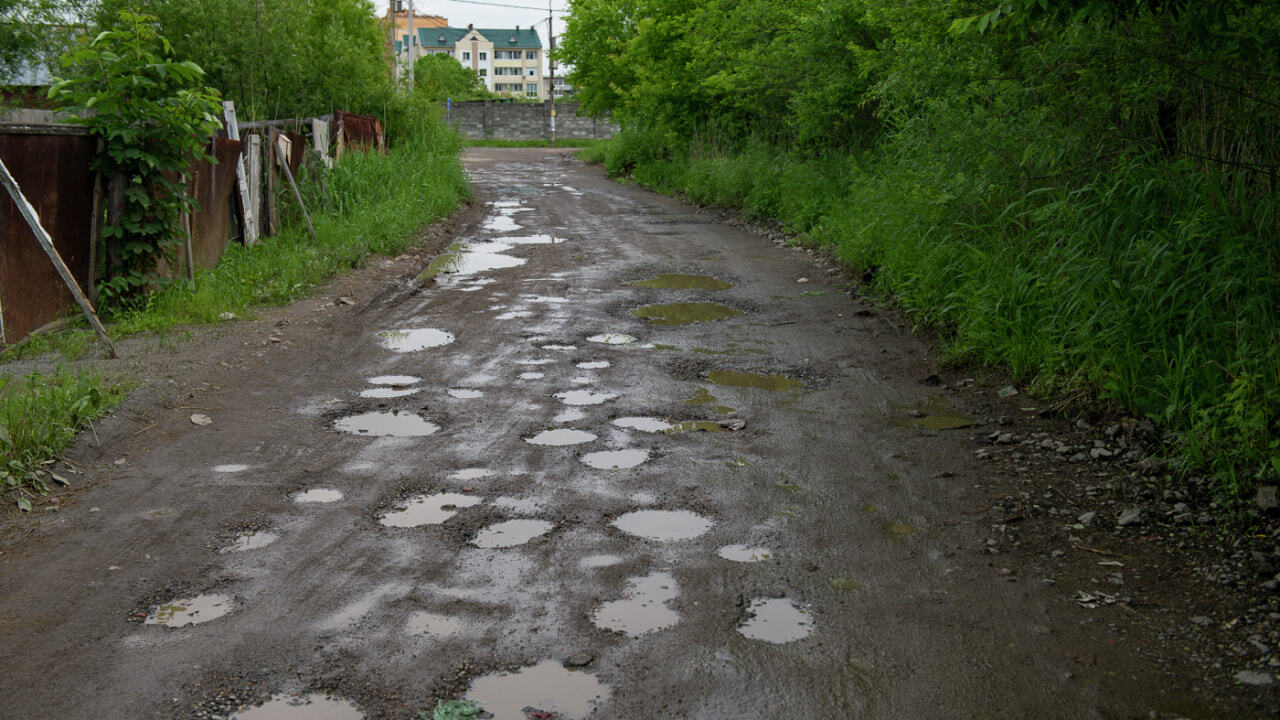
[413,53,486,101]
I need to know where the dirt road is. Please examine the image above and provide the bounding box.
[0,148,1193,718]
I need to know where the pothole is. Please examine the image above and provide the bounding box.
[525,429,597,446]
[406,611,464,638]
[553,408,587,423]
[580,448,649,470]
[380,493,482,527]
[359,387,421,399]
[518,372,545,380]
[627,273,732,290]
[541,344,577,351]
[576,360,610,369]
[580,554,625,568]
[707,369,802,392]
[225,693,363,719]
[586,333,636,345]
[220,531,280,553]
[472,519,555,548]
[368,375,421,385]
[464,660,610,720]
[294,488,343,503]
[213,464,250,473]
[555,390,618,406]
[448,388,484,399]
[376,328,455,352]
[333,411,439,437]
[737,597,814,643]
[717,544,771,562]
[501,233,562,244]
[611,416,672,433]
[145,593,235,627]
[422,249,526,279]
[591,572,679,637]
[450,468,493,482]
[611,510,711,541]
[632,302,742,326]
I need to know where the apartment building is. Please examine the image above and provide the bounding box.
[398,25,544,99]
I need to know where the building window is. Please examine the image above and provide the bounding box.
[479,52,487,61]
[527,68,536,76]
[461,51,470,60]
[526,83,538,96]
[526,50,537,60]
[478,68,487,76]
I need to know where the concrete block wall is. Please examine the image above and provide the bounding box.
[446,101,619,141]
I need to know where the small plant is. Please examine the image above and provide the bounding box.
[419,699,483,720]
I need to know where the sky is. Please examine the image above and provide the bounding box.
[372,0,572,62]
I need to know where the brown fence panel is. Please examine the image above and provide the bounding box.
[334,111,383,151]
[0,128,96,345]
[187,137,243,270]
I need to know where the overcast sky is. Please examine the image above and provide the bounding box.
[372,0,572,58]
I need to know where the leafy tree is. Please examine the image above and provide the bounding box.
[413,52,487,101]
[48,10,223,304]
[0,0,86,81]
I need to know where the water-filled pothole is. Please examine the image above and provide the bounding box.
[220,531,280,553]
[380,492,481,527]
[465,660,610,720]
[294,488,343,503]
[483,215,522,232]
[737,597,814,643]
[226,693,363,719]
[553,408,587,423]
[587,333,636,345]
[581,554,625,568]
[612,417,673,433]
[541,344,577,351]
[717,544,771,562]
[666,420,727,434]
[422,249,525,279]
[472,519,555,548]
[627,273,733,290]
[368,375,421,385]
[612,510,711,541]
[592,571,679,637]
[576,360,610,369]
[684,388,735,414]
[555,390,618,406]
[333,411,439,437]
[502,233,562,244]
[448,388,484,399]
[377,328,454,352]
[518,372,545,380]
[359,387,420,399]
[213,464,250,473]
[145,593,235,627]
[632,303,742,326]
[525,429,597,446]
[581,449,649,470]
[406,611,464,637]
[451,468,493,482]
[708,369,802,392]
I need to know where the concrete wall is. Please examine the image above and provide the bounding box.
[447,101,619,141]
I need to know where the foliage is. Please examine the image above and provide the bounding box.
[0,0,83,80]
[414,53,488,101]
[419,699,483,720]
[48,10,222,306]
[565,0,1280,500]
[109,108,468,334]
[0,368,126,506]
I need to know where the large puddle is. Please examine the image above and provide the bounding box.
[612,416,673,433]
[612,510,711,541]
[718,544,772,562]
[483,215,522,232]
[632,302,742,326]
[627,273,733,290]
[226,693,363,720]
[576,360,610,369]
[380,492,482,527]
[555,390,618,406]
[708,369,803,392]
[586,333,636,345]
[592,572,679,637]
[465,660,610,720]
[472,519,555,548]
[220,531,280,553]
[580,448,649,470]
[525,429,597,446]
[333,411,439,437]
[406,611,464,638]
[376,328,454,352]
[294,488,343,503]
[423,246,526,279]
[368,375,421,385]
[738,598,815,643]
[501,233,562,245]
[145,593,235,627]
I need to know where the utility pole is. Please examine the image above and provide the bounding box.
[407,0,416,87]
[548,0,556,146]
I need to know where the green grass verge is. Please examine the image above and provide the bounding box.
[466,138,601,148]
[0,368,128,507]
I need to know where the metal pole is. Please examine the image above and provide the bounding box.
[548,0,556,145]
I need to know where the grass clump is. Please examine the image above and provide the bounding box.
[0,368,127,507]
[419,699,482,720]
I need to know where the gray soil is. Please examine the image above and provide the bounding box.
[0,147,1275,719]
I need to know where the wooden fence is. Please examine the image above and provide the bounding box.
[0,108,383,347]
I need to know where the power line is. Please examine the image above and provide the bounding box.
[430,0,567,12]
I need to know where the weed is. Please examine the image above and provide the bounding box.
[419,699,482,720]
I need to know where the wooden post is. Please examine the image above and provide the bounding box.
[222,101,258,246]
[87,166,103,305]
[276,136,316,241]
[182,211,194,281]
[0,156,118,358]
[246,133,262,239]
[265,128,280,236]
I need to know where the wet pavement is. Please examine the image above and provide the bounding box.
[0,148,1186,718]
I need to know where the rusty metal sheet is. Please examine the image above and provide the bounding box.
[0,131,96,345]
[334,111,383,151]
[187,138,242,270]
[284,130,305,174]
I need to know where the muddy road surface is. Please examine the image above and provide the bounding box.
[0,148,1193,718]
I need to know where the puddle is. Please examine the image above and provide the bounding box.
[666,420,727,434]
[465,660,610,720]
[483,215,522,232]
[220,531,280,553]
[569,376,593,385]
[515,358,556,365]
[448,388,484,399]
[612,510,711,541]
[294,488,343,503]
[612,416,673,433]
[541,344,577,351]
[226,693,363,720]
[632,302,742,326]
[422,250,526,279]
[518,372,545,380]
[359,387,421,399]
[587,333,636,345]
[592,572,679,637]
[333,411,439,437]
[576,360,610,369]
[581,449,649,470]
[737,597,814,643]
[555,390,618,406]
[553,408,586,423]
[472,519,554,548]
[581,554,625,568]
[213,464,250,473]
[707,369,803,392]
[376,328,454,352]
[525,429,597,446]
[451,468,494,482]
[905,415,976,430]
[684,388,735,414]
[501,233,562,245]
[368,375,421,385]
[145,593,234,627]
[717,544,771,562]
[521,294,569,304]
[380,492,481,527]
[627,273,733,290]
[496,310,535,320]
[406,611,464,638]
[492,496,543,514]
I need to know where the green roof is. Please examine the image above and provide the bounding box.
[415,27,541,49]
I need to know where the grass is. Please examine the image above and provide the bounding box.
[466,138,601,148]
[0,368,128,507]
